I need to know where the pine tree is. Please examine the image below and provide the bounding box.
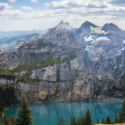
[85,108,92,125]
[16,94,33,125]
[121,99,125,122]
[58,116,66,125]
[80,113,85,125]
[11,115,16,125]
[97,119,99,124]
[77,117,82,125]
[3,113,9,125]
[101,118,105,124]
[70,117,74,125]
[106,116,111,124]
[119,111,122,123]
[114,112,119,123]
[73,117,77,125]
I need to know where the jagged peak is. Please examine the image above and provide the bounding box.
[58,21,70,26]
[56,21,73,30]
[80,21,98,28]
[103,23,118,28]
[102,23,120,31]
[58,21,64,25]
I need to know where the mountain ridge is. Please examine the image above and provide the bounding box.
[0,21,125,102]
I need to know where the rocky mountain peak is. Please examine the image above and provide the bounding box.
[80,21,97,29]
[102,23,120,32]
[57,21,72,31]
[76,21,98,34]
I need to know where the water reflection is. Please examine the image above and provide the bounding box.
[5,101,122,125]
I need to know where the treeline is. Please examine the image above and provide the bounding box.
[0,75,16,81]
[0,94,33,125]
[0,86,20,115]
[1,96,125,125]
[58,110,113,125]
[58,99,125,125]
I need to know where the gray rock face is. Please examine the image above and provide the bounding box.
[0,21,125,102]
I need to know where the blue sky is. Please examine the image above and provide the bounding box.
[0,0,125,31]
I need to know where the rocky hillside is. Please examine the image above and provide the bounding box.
[0,21,125,102]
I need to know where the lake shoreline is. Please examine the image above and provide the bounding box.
[4,101,122,125]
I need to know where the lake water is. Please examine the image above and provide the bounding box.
[5,101,122,125]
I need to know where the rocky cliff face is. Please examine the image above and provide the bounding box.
[0,21,125,102]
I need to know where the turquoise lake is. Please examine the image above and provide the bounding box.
[5,101,122,125]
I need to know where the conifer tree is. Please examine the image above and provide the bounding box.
[106,116,111,124]
[11,115,16,125]
[77,117,82,125]
[96,119,99,124]
[85,108,92,125]
[80,113,85,125]
[121,99,125,122]
[58,116,66,125]
[16,94,33,125]
[73,117,77,125]
[70,117,74,125]
[119,111,122,123]
[3,113,9,125]
[114,112,119,123]
[101,118,105,124]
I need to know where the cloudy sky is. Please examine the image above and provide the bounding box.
[0,0,125,31]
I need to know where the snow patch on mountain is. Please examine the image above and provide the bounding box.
[96,37,110,42]
[84,35,94,42]
[90,26,108,34]
[117,47,125,56]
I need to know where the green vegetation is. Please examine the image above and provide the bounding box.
[16,94,33,125]
[58,107,92,125]
[106,116,111,124]
[28,53,55,71]
[0,114,16,125]
[38,53,55,68]
[113,68,122,81]
[0,86,20,115]
[58,117,66,125]
[11,63,27,73]
[1,97,125,125]
[19,39,55,51]
[16,73,33,82]
[0,67,12,75]
[57,48,77,64]
[0,94,33,125]
[57,99,125,125]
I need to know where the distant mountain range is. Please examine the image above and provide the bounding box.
[0,29,48,49]
[0,21,125,102]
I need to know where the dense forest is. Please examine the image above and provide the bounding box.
[0,86,20,116]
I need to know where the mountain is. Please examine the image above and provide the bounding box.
[0,21,125,102]
[41,21,76,48]
[0,34,42,53]
[0,30,47,40]
[0,30,48,49]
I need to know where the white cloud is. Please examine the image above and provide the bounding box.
[31,0,38,3]
[0,3,12,11]
[0,0,125,31]
[8,0,16,4]
[20,6,33,10]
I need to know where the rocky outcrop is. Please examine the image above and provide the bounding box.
[0,21,125,102]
